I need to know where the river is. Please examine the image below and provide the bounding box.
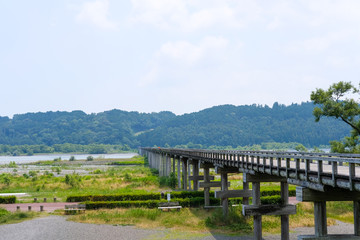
[0,153,138,164]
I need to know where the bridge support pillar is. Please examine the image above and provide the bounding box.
[314,201,327,237]
[221,172,229,218]
[172,156,176,174]
[281,182,290,240]
[203,165,210,207]
[192,160,199,191]
[177,157,181,188]
[253,182,262,240]
[243,179,249,205]
[215,166,238,218]
[166,155,171,176]
[182,158,188,190]
[355,201,360,236]
[243,173,295,240]
[159,154,164,177]
[198,163,216,207]
[297,186,360,239]
[187,160,192,190]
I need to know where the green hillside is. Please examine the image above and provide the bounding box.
[0,102,350,148]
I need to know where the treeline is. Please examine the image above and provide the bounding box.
[0,143,132,156]
[0,102,351,149]
[138,102,350,148]
[172,142,328,151]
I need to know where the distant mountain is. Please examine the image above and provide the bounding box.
[0,102,350,148]
[0,110,175,146]
[137,102,350,147]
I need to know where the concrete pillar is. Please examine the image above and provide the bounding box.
[243,179,249,205]
[204,166,210,207]
[253,182,262,240]
[177,158,181,188]
[159,154,163,176]
[221,172,229,217]
[182,158,188,190]
[355,201,360,236]
[173,156,176,173]
[314,201,327,237]
[281,182,289,240]
[193,160,199,191]
[166,155,171,176]
[161,154,166,177]
[187,160,192,190]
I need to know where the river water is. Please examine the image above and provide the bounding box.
[0,153,137,164]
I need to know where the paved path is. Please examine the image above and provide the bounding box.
[1,198,299,213]
[0,202,79,212]
[0,215,355,240]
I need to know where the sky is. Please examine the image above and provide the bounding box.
[1,0,359,117]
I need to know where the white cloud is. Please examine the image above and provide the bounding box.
[76,0,118,30]
[284,30,351,54]
[138,36,230,87]
[128,0,258,31]
[159,36,228,64]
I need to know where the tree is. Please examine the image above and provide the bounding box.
[310,81,360,153]
[295,144,308,152]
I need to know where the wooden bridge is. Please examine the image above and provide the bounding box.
[140,147,360,240]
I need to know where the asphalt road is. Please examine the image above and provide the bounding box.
[0,215,355,240]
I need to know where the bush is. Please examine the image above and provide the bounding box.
[261,186,296,197]
[0,196,16,204]
[67,189,287,205]
[92,169,103,174]
[260,195,283,205]
[69,156,75,161]
[67,193,162,202]
[7,161,17,168]
[65,174,82,188]
[84,197,221,209]
[86,156,94,161]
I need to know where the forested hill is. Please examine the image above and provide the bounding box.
[137,102,350,147]
[0,110,176,146]
[0,102,351,148]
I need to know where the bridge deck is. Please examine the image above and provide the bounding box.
[143,148,360,192]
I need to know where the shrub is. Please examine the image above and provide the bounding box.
[86,156,94,161]
[92,169,103,174]
[69,156,75,161]
[260,195,283,205]
[124,173,132,182]
[8,161,17,168]
[65,174,82,188]
[261,186,296,197]
[67,193,161,202]
[83,197,220,210]
[28,171,37,178]
[0,196,16,204]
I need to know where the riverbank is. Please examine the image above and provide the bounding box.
[0,153,137,164]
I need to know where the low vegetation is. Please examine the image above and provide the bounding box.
[0,207,40,225]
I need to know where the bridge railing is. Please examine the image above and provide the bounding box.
[141,147,360,192]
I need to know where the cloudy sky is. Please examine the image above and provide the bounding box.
[1,1,359,117]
